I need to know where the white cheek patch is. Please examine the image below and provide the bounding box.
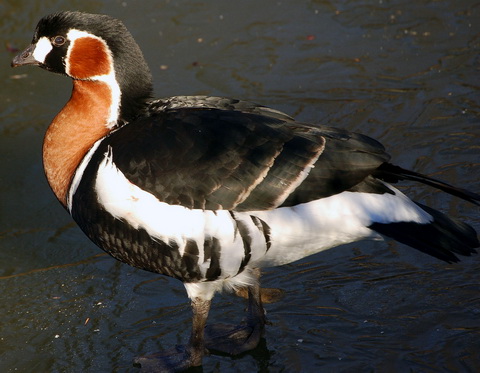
[32,37,53,63]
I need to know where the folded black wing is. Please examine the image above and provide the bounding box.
[104,97,390,211]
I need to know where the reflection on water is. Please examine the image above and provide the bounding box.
[1,0,479,372]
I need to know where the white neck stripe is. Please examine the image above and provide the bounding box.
[65,29,122,128]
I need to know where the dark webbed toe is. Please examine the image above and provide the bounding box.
[205,269,267,356]
[204,319,265,355]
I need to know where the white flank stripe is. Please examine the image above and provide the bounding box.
[32,37,53,63]
[94,147,268,279]
[250,184,433,267]
[93,148,431,288]
[96,146,205,245]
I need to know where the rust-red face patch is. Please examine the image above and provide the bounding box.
[67,36,112,79]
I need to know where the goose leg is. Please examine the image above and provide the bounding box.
[186,297,211,366]
[204,268,266,355]
[134,297,211,372]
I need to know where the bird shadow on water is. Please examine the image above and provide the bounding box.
[132,338,272,373]
[210,337,273,371]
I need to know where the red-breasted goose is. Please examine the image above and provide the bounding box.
[12,11,479,372]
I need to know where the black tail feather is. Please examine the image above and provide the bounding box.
[374,163,480,206]
[370,202,478,263]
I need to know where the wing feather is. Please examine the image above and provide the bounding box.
[103,97,390,211]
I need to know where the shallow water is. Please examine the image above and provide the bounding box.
[1,1,479,372]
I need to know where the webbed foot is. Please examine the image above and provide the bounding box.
[204,318,264,355]
[205,269,267,356]
[134,345,205,373]
[134,297,211,372]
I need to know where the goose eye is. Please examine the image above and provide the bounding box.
[52,35,66,47]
